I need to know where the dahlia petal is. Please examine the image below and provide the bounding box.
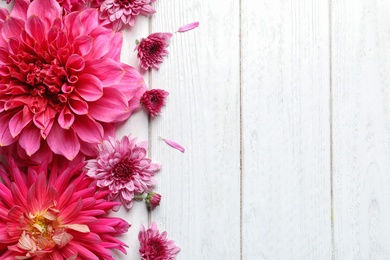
[65,54,85,73]
[33,106,56,131]
[35,173,47,206]
[52,232,73,247]
[74,73,103,102]
[27,0,61,28]
[84,59,124,87]
[47,123,80,160]
[25,15,46,43]
[58,106,75,129]
[2,16,24,41]
[19,124,41,156]
[68,95,89,115]
[73,35,93,56]
[115,63,147,100]
[62,224,90,233]
[88,88,130,122]
[8,107,33,138]
[67,243,99,260]
[0,112,16,146]
[17,232,37,251]
[72,115,103,143]
[10,0,29,20]
[86,30,122,60]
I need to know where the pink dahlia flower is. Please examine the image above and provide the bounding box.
[86,135,160,209]
[135,32,173,70]
[141,89,169,117]
[0,0,147,161]
[0,157,130,259]
[98,0,156,31]
[138,222,180,260]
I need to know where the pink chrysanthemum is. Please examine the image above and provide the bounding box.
[98,0,156,31]
[0,0,147,161]
[0,157,130,259]
[141,89,169,117]
[135,32,173,70]
[86,135,160,209]
[138,222,180,260]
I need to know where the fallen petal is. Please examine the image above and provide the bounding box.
[177,22,199,33]
[160,136,185,153]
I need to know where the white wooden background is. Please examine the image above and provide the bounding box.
[1,0,390,259]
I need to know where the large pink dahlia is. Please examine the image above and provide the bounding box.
[86,135,160,209]
[0,0,147,161]
[0,157,130,259]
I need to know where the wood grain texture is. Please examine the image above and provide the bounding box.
[148,0,241,259]
[109,16,151,260]
[241,0,332,259]
[332,0,390,259]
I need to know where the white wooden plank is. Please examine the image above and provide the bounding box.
[241,0,332,259]
[332,1,390,258]
[149,0,241,259]
[113,15,150,259]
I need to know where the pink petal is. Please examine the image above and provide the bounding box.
[47,123,80,160]
[25,15,46,43]
[68,95,89,115]
[83,59,124,87]
[0,112,16,146]
[58,106,75,129]
[115,63,147,100]
[19,124,41,156]
[88,88,130,122]
[27,0,61,28]
[9,0,29,20]
[52,232,73,247]
[8,106,33,138]
[73,35,93,56]
[2,16,24,40]
[160,136,185,153]
[177,22,199,33]
[72,115,103,143]
[33,106,56,131]
[74,73,103,102]
[65,54,85,73]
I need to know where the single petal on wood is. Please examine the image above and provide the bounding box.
[159,136,185,153]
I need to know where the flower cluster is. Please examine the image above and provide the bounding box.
[0,0,197,258]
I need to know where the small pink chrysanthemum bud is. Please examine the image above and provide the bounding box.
[141,89,169,117]
[145,192,162,209]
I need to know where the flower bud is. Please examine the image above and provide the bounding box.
[145,192,161,209]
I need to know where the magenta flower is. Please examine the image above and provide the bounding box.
[145,192,161,209]
[0,157,130,259]
[0,0,147,161]
[98,0,156,31]
[139,222,180,260]
[86,135,160,209]
[141,89,169,117]
[135,32,173,70]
